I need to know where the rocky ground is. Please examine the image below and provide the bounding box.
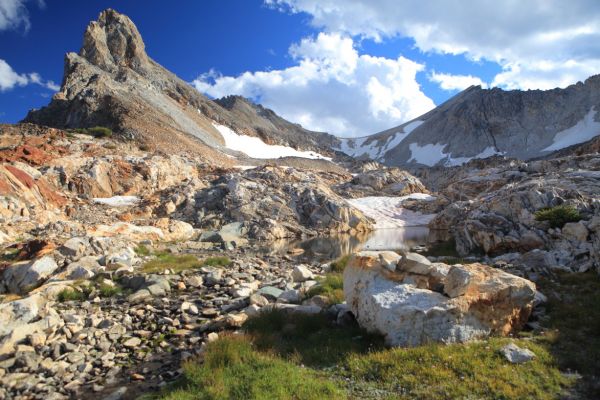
[1,123,599,399]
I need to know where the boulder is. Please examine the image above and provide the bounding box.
[562,222,589,242]
[1,256,59,294]
[500,343,535,364]
[292,265,314,282]
[344,251,536,347]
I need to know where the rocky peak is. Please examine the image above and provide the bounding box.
[79,9,149,74]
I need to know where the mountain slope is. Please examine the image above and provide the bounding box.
[336,77,600,167]
[23,9,336,163]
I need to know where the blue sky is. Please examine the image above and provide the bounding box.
[1,1,599,136]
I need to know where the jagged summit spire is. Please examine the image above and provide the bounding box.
[79,9,149,73]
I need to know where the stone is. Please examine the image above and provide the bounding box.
[1,256,59,294]
[207,332,219,343]
[398,252,432,275]
[123,337,141,348]
[258,286,283,300]
[562,222,589,242]
[185,275,203,288]
[292,265,314,282]
[59,237,89,259]
[249,294,269,307]
[181,302,199,315]
[344,251,536,347]
[278,289,301,304]
[500,343,535,364]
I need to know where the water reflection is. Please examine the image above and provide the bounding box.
[263,227,449,263]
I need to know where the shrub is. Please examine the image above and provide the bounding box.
[87,126,113,138]
[57,288,86,302]
[535,205,581,228]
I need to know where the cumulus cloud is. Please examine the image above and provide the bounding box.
[267,0,600,89]
[0,59,59,92]
[429,71,488,91]
[0,0,44,31]
[194,33,434,136]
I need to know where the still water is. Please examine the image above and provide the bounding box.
[262,227,450,263]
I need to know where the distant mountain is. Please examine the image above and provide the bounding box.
[335,77,600,167]
[23,9,337,162]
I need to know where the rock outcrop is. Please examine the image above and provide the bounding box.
[22,9,336,163]
[337,76,600,167]
[344,251,536,347]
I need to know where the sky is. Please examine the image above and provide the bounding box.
[1,0,599,137]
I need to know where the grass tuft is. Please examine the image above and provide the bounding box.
[141,252,202,274]
[134,244,151,256]
[202,256,231,267]
[534,205,581,228]
[99,283,122,298]
[306,274,344,305]
[57,288,86,302]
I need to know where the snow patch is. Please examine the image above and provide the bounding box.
[336,120,424,161]
[409,143,502,167]
[543,107,600,151]
[213,123,331,160]
[347,194,436,228]
[93,196,140,207]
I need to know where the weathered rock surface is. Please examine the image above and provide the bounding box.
[344,251,536,347]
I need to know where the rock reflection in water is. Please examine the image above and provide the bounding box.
[264,227,449,263]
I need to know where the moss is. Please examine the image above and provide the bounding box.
[141,251,202,273]
[535,205,581,228]
[151,335,344,400]
[201,256,231,267]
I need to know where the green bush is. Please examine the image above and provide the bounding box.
[87,126,113,138]
[535,205,581,228]
[57,288,86,302]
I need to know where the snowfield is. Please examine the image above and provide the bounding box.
[543,107,600,151]
[347,194,437,228]
[336,120,424,161]
[408,143,502,167]
[93,196,140,207]
[213,123,331,160]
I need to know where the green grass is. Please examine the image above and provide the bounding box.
[146,271,599,400]
[343,337,570,400]
[57,288,87,302]
[306,274,344,305]
[141,252,202,273]
[534,204,581,228]
[329,255,351,273]
[99,283,122,298]
[202,256,231,267]
[149,335,344,400]
[134,244,151,256]
[74,126,113,138]
[542,272,600,397]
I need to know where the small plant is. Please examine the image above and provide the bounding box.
[134,244,151,256]
[201,256,231,267]
[87,126,113,138]
[57,288,86,302]
[535,204,581,228]
[141,251,202,273]
[306,274,344,304]
[329,254,350,273]
[99,283,122,298]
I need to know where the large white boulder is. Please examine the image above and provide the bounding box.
[344,252,536,347]
[1,256,59,294]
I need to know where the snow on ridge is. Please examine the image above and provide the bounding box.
[543,107,600,152]
[409,143,503,167]
[93,196,140,207]
[213,123,332,161]
[347,194,436,228]
[336,120,424,161]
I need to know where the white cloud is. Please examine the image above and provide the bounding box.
[194,33,434,137]
[0,58,59,92]
[267,0,600,90]
[429,71,488,91]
